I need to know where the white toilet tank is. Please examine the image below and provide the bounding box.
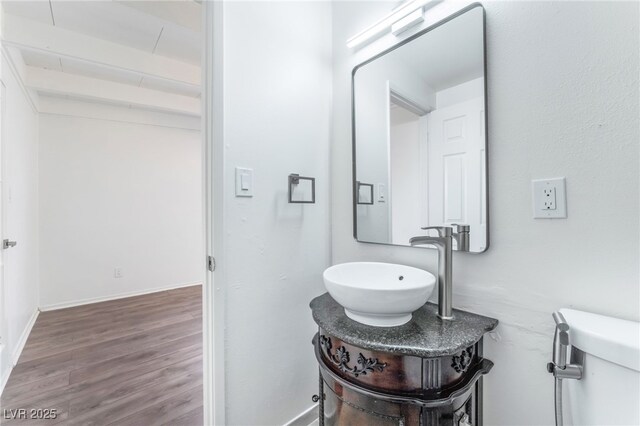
[560,309,640,425]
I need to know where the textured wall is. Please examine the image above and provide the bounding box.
[331,2,639,424]
[220,2,332,424]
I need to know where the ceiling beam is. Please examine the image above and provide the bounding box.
[24,66,200,116]
[38,95,201,131]
[113,1,201,33]
[1,46,41,112]
[2,13,201,87]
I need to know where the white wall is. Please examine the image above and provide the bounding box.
[436,76,484,109]
[219,2,332,424]
[332,2,639,425]
[38,112,202,308]
[0,53,39,390]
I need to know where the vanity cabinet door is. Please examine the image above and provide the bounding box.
[320,370,422,426]
[323,382,405,426]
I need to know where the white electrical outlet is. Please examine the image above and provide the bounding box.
[532,178,567,218]
[114,267,123,278]
[542,187,557,210]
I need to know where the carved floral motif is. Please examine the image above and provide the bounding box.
[319,335,387,378]
[451,347,474,373]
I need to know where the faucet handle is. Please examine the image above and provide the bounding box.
[420,226,452,237]
[451,223,470,233]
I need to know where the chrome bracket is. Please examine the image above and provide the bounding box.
[547,311,584,380]
[548,311,584,426]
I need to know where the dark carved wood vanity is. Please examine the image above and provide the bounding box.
[310,294,498,426]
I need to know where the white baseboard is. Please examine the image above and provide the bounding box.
[0,363,11,398]
[12,309,39,365]
[0,346,9,397]
[284,404,318,426]
[0,308,40,396]
[39,281,203,312]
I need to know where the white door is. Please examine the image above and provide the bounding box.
[427,97,486,251]
[0,59,39,382]
[1,79,17,374]
[0,81,5,376]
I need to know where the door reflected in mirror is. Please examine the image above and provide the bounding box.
[353,5,487,252]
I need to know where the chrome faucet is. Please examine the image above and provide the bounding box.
[409,224,469,319]
[409,226,454,319]
[451,223,470,252]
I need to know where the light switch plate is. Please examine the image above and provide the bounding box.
[532,177,567,218]
[377,183,386,203]
[235,167,253,197]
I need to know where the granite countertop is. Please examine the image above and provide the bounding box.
[310,293,498,358]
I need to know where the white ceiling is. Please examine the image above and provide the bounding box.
[3,1,201,65]
[2,0,202,114]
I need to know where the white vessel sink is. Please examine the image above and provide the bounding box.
[323,262,436,327]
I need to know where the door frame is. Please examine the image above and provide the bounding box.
[0,2,226,413]
[202,2,226,424]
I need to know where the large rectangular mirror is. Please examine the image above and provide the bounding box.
[352,4,488,252]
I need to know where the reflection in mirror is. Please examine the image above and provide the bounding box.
[353,5,487,252]
[356,182,374,205]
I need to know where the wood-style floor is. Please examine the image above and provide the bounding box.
[1,286,203,426]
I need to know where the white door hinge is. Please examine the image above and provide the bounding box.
[207,256,216,272]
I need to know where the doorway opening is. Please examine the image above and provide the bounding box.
[0,2,209,424]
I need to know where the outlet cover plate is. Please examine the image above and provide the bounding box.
[532,177,567,219]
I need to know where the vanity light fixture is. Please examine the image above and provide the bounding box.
[391,9,425,36]
[346,0,435,49]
